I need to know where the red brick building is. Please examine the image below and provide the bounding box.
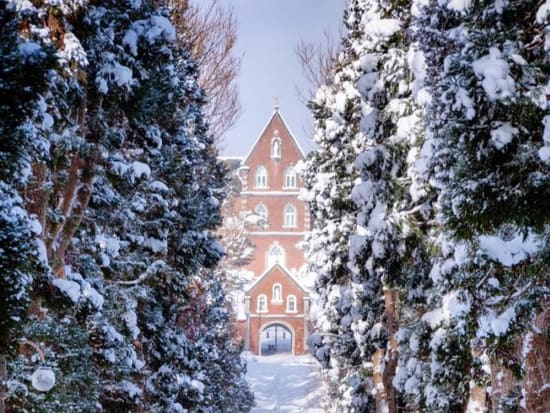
[236,107,311,355]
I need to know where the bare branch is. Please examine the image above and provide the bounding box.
[295,28,341,105]
[171,0,242,144]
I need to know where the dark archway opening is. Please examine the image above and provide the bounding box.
[260,323,292,355]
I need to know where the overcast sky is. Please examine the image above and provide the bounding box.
[217,0,346,157]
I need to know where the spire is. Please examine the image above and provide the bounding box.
[273,96,279,111]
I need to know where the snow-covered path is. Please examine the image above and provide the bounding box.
[245,353,325,413]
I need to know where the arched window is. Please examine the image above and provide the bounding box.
[254,203,268,228]
[272,284,282,302]
[257,294,268,313]
[284,204,297,228]
[271,131,281,159]
[287,295,297,313]
[256,165,267,188]
[284,166,297,188]
[267,243,285,268]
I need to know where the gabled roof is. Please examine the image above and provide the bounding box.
[241,108,306,166]
[244,263,309,296]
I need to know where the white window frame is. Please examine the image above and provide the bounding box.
[257,294,268,313]
[271,136,281,160]
[272,283,283,303]
[283,204,297,228]
[267,243,285,268]
[256,165,268,188]
[286,295,297,313]
[254,203,269,228]
[284,165,297,189]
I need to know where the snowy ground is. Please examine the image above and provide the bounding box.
[245,352,325,413]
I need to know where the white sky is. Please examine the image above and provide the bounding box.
[217,0,346,157]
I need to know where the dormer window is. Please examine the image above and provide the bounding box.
[271,130,281,160]
[284,165,297,189]
[256,165,267,188]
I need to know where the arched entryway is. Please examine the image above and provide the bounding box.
[259,322,294,355]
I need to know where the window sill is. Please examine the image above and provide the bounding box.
[286,310,298,314]
[271,300,283,305]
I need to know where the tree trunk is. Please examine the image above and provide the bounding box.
[383,288,399,413]
[490,343,518,411]
[523,303,550,413]
[372,348,387,412]
[0,352,6,413]
[51,155,95,277]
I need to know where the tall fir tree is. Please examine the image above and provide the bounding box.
[346,0,433,412]
[414,0,550,410]
[3,0,253,411]
[0,3,55,410]
[302,2,371,410]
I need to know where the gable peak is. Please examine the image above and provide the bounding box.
[241,108,306,165]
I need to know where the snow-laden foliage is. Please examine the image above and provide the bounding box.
[301,2,371,409]
[414,1,550,410]
[2,1,253,411]
[0,3,52,404]
[306,0,549,412]
[346,1,434,412]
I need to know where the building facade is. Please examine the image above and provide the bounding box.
[236,107,311,355]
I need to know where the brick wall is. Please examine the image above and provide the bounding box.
[234,109,311,356]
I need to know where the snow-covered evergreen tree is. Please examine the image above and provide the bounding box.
[345,1,434,412]
[2,1,252,411]
[0,3,54,409]
[306,1,549,412]
[414,0,550,410]
[302,3,371,410]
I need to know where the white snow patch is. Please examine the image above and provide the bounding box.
[150,180,169,192]
[18,41,42,56]
[364,19,401,39]
[490,306,516,336]
[422,290,471,328]
[472,48,515,100]
[29,218,42,235]
[143,237,167,253]
[123,310,140,340]
[537,1,550,23]
[121,380,142,398]
[246,353,325,412]
[123,29,139,56]
[539,147,550,163]
[447,0,472,12]
[490,122,517,150]
[36,239,48,265]
[190,379,205,394]
[478,232,542,266]
[59,32,88,66]
[96,234,121,257]
[52,279,81,302]
[82,282,104,309]
[131,161,151,180]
